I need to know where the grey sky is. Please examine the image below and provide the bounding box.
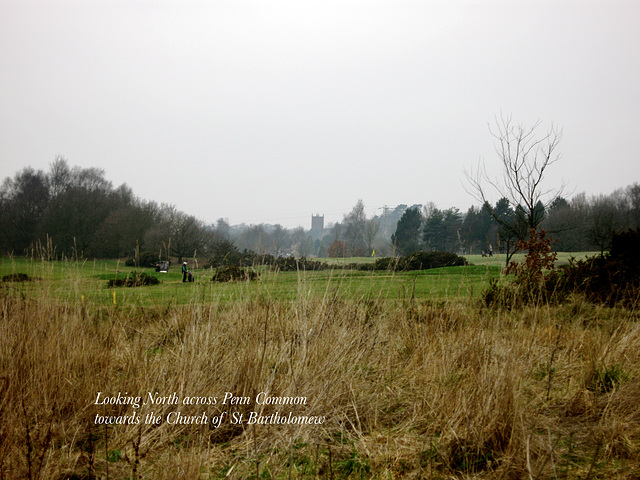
[2,1,639,229]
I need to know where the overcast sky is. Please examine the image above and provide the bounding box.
[2,1,639,229]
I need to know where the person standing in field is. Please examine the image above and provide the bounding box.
[182,261,188,282]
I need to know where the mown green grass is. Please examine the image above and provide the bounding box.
[319,251,599,267]
[1,252,599,309]
[1,256,502,308]
[464,251,599,267]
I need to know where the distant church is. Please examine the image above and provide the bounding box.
[310,214,324,238]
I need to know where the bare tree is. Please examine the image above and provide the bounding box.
[343,199,367,256]
[237,224,269,254]
[466,115,564,265]
[269,224,289,256]
[587,195,623,254]
[290,227,312,258]
[627,183,640,227]
[364,218,381,255]
[48,156,72,198]
[0,167,50,253]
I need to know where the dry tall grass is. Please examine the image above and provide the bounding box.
[1,281,640,479]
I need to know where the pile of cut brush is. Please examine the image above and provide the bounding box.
[106,272,159,287]
[2,273,31,282]
[211,265,259,282]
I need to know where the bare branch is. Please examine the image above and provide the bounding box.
[465,116,565,266]
[468,116,564,230]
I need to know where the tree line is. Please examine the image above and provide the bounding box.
[389,185,640,259]
[387,117,640,263]
[0,157,218,262]
[0,157,330,263]
[1,157,638,263]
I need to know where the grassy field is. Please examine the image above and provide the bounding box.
[0,256,503,309]
[1,252,638,479]
[319,251,599,268]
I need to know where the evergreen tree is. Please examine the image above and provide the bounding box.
[391,207,422,255]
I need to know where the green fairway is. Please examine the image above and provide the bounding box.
[464,251,600,267]
[318,251,600,268]
[0,252,600,309]
[2,252,602,309]
[0,256,502,308]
